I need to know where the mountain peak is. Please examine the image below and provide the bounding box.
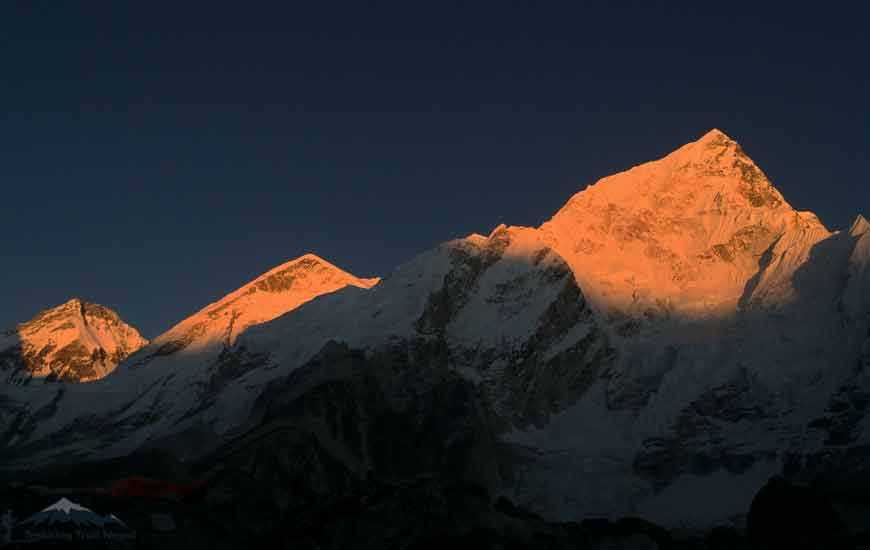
[556,129,789,213]
[271,252,329,272]
[0,299,147,383]
[130,254,380,365]
[22,298,132,331]
[679,131,784,204]
[240,254,380,296]
[697,127,734,145]
[294,252,329,264]
[541,130,815,317]
[58,297,86,315]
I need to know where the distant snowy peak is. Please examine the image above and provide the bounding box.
[127,253,379,367]
[0,298,147,383]
[540,128,829,319]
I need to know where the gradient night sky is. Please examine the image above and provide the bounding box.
[1,2,868,337]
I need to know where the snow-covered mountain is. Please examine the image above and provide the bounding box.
[2,130,869,531]
[0,299,147,383]
[540,129,829,320]
[123,253,380,370]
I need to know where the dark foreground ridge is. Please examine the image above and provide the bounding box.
[2,457,869,550]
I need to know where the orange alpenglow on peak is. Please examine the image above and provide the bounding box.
[249,253,380,291]
[540,129,830,318]
[0,299,148,383]
[698,128,731,143]
[128,254,379,366]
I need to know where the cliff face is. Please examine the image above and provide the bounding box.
[0,298,147,383]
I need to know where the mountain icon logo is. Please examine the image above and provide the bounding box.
[5,497,135,544]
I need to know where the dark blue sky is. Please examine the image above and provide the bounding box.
[1,2,868,337]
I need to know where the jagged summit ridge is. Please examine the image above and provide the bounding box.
[539,129,828,318]
[224,253,379,298]
[0,299,147,383]
[558,128,791,209]
[699,127,729,141]
[126,253,379,367]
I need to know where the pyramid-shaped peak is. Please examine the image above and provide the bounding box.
[291,252,359,274]
[6,297,148,382]
[263,253,343,275]
[554,129,789,214]
[60,297,86,311]
[679,128,747,162]
[698,128,735,144]
[250,253,328,281]
[667,128,749,164]
[24,298,108,326]
[292,252,329,265]
[249,253,379,290]
[129,253,380,366]
[43,298,128,325]
[539,130,817,317]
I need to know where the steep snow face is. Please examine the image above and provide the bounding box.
[737,210,834,312]
[842,215,870,319]
[124,253,380,369]
[541,129,830,319]
[235,225,609,428]
[0,299,147,383]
